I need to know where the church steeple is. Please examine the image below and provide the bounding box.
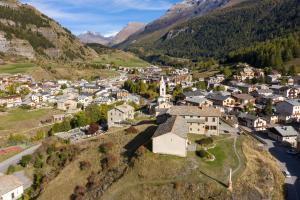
[160,76,166,97]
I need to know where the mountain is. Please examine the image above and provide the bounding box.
[78,31,112,46]
[124,0,300,63]
[111,22,145,46]
[0,0,97,60]
[117,0,240,49]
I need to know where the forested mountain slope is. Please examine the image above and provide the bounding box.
[126,0,300,63]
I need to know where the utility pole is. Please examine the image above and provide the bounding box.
[228,168,233,192]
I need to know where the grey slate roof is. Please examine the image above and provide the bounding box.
[271,126,299,137]
[168,106,222,117]
[185,97,210,104]
[115,104,134,113]
[0,175,23,195]
[153,116,188,139]
[286,99,300,106]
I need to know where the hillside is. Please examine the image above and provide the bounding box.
[125,0,300,64]
[0,0,97,61]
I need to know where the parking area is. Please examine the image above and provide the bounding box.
[254,132,300,200]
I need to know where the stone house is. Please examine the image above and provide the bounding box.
[232,93,255,106]
[0,96,22,108]
[152,116,188,157]
[107,104,134,128]
[168,106,222,136]
[207,93,235,107]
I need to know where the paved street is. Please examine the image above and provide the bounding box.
[254,132,300,200]
[0,144,41,173]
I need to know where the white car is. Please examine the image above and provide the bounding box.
[283,170,291,178]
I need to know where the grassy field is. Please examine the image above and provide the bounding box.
[0,108,62,146]
[0,63,36,74]
[93,50,149,68]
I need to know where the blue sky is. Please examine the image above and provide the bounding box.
[20,0,180,36]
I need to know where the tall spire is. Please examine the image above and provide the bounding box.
[160,76,166,97]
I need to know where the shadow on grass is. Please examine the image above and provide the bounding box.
[123,125,157,158]
[199,170,228,188]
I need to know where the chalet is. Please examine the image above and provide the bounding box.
[107,104,134,128]
[268,126,299,147]
[152,116,188,157]
[0,175,23,200]
[207,92,235,107]
[238,114,267,131]
[232,93,255,105]
[271,86,298,99]
[233,66,255,81]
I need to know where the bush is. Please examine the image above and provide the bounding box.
[135,146,147,157]
[87,123,99,135]
[125,126,139,134]
[71,185,85,200]
[101,154,118,170]
[6,165,16,174]
[86,172,96,189]
[31,130,45,141]
[196,137,214,146]
[196,150,209,158]
[8,134,28,145]
[79,161,91,171]
[19,155,32,167]
[98,142,114,153]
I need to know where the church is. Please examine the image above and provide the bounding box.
[155,76,173,116]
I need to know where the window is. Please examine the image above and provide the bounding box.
[212,117,215,122]
[205,117,208,122]
[11,193,15,199]
[205,126,209,130]
[210,126,217,130]
[190,128,192,131]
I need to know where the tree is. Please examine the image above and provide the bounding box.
[173,84,183,101]
[263,99,273,116]
[289,65,297,76]
[60,84,67,90]
[19,155,32,167]
[223,67,232,78]
[213,85,225,92]
[87,123,99,135]
[194,81,206,90]
[85,104,102,123]
[71,111,90,128]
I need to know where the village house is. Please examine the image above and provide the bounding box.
[276,99,300,122]
[233,66,255,81]
[77,93,93,108]
[0,96,22,108]
[152,115,188,157]
[0,175,23,200]
[57,98,78,111]
[268,126,299,147]
[185,97,213,107]
[207,92,235,108]
[238,113,267,131]
[168,106,222,135]
[107,104,134,128]
[271,86,298,99]
[232,93,255,105]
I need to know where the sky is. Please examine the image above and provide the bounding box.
[20,0,181,36]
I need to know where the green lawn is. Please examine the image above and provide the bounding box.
[93,51,149,68]
[0,108,60,133]
[0,63,36,74]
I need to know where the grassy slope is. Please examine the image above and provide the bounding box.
[0,63,36,74]
[93,50,149,68]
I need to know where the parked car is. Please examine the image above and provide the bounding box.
[283,170,291,178]
[286,149,299,155]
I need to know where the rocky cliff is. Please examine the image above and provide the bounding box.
[78,31,112,46]
[0,0,97,60]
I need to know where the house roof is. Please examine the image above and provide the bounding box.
[270,126,299,137]
[206,92,231,101]
[153,116,188,139]
[183,90,206,97]
[0,175,23,195]
[232,93,255,100]
[168,106,221,117]
[285,99,300,106]
[115,104,134,113]
[185,97,211,104]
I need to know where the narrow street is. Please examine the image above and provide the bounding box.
[253,132,300,200]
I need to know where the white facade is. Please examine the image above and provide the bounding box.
[1,186,23,200]
[153,133,187,157]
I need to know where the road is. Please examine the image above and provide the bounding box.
[0,144,41,173]
[254,132,300,200]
